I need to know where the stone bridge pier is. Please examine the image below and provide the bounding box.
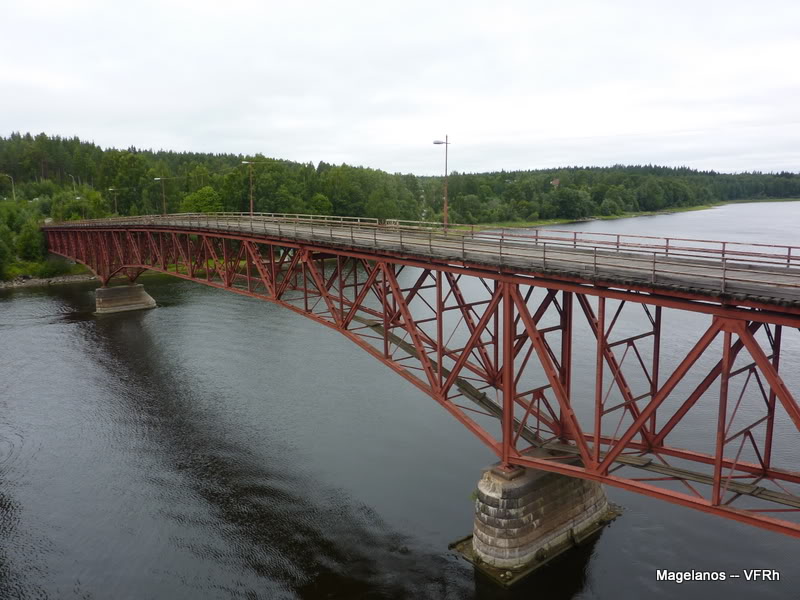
[453,458,618,586]
[95,284,156,314]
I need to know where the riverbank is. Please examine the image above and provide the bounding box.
[0,272,97,289]
[462,196,799,231]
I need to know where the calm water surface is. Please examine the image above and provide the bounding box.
[1,201,799,599]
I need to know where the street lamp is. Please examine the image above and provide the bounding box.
[433,135,450,230]
[108,188,120,214]
[67,173,76,192]
[241,160,274,216]
[241,161,255,216]
[0,173,15,202]
[153,178,168,215]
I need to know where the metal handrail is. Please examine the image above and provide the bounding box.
[42,213,800,298]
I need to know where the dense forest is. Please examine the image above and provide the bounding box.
[1,131,799,280]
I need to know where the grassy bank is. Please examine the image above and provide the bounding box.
[4,256,90,281]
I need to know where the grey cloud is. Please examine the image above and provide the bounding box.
[1,0,798,175]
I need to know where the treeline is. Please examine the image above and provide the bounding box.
[1,131,799,279]
[0,132,425,221]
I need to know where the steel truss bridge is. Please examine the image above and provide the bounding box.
[42,213,800,537]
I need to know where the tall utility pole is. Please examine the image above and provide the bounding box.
[242,161,255,216]
[154,178,167,215]
[108,188,119,214]
[433,135,450,230]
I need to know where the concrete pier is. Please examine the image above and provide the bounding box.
[95,284,156,314]
[451,460,618,586]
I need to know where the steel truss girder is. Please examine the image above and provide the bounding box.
[44,226,800,538]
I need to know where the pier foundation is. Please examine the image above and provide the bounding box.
[452,459,617,586]
[95,284,156,314]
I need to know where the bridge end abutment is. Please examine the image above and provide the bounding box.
[95,284,156,314]
[451,461,617,586]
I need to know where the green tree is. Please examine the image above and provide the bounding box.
[0,225,11,279]
[364,187,398,221]
[16,219,44,261]
[308,193,333,215]
[180,186,223,213]
[637,178,666,211]
[550,187,595,219]
[273,184,305,213]
[599,197,624,215]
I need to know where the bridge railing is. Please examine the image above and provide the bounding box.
[43,213,800,294]
[48,212,382,228]
[473,228,800,270]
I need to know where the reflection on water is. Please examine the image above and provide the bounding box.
[472,537,598,600]
[1,202,799,599]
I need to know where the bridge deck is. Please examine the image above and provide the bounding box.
[44,214,800,309]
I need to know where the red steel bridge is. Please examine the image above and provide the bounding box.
[42,213,800,537]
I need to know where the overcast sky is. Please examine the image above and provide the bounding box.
[2,0,798,175]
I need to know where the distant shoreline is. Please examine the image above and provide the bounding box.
[0,273,97,290]
[464,196,799,231]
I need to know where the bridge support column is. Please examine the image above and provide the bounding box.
[452,460,617,586]
[95,284,156,314]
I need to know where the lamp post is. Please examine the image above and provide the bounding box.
[241,161,255,216]
[241,160,273,216]
[433,135,450,230]
[0,173,15,202]
[67,173,76,192]
[108,188,119,214]
[153,178,167,215]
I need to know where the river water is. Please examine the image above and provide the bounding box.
[1,201,798,599]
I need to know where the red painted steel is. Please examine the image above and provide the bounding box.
[42,219,800,538]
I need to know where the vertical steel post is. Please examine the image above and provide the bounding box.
[649,305,662,434]
[382,263,390,358]
[560,291,573,437]
[713,328,733,505]
[764,324,781,469]
[436,270,444,389]
[594,296,606,465]
[502,281,515,466]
